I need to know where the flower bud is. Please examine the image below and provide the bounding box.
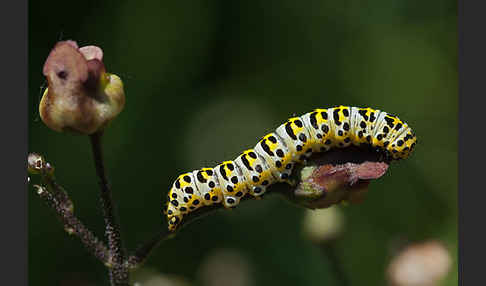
[387,240,452,286]
[28,152,54,175]
[39,40,125,135]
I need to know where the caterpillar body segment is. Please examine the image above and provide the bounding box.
[214,161,249,208]
[349,107,375,146]
[327,106,353,149]
[274,117,314,163]
[233,150,276,197]
[165,172,204,228]
[164,106,417,231]
[301,109,334,153]
[191,168,223,206]
[389,126,416,159]
[253,133,294,181]
[371,112,392,147]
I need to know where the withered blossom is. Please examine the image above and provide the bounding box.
[40,40,125,134]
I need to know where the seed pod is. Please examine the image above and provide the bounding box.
[39,40,125,135]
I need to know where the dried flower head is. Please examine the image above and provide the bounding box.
[290,148,390,209]
[28,152,54,175]
[39,40,125,135]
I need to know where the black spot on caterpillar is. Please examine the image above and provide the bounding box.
[164,106,417,231]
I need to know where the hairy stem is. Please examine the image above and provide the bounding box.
[34,185,110,265]
[43,175,74,213]
[89,131,129,285]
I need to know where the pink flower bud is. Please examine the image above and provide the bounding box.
[39,40,125,135]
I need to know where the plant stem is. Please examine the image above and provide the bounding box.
[34,185,110,264]
[321,243,350,286]
[89,131,129,285]
[44,175,74,213]
[126,228,172,269]
[127,189,291,268]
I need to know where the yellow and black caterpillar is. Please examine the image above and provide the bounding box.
[163,106,416,231]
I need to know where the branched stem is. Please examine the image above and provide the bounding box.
[34,185,110,265]
[43,175,74,213]
[89,131,129,285]
[30,146,390,284]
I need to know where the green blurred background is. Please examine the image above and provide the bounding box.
[29,1,457,285]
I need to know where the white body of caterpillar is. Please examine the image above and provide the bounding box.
[164,106,417,231]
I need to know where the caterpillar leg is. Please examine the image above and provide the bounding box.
[223,195,239,208]
[251,185,267,197]
[281,176,297,187]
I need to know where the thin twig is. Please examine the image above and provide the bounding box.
[125,195,272,268]
[34,185,110,265]
[126,203,228,268]
[321,243,350,286]
[126,228,172,269]
[43,175,74,212]
[127,183,296,268]
[89,131,129,286]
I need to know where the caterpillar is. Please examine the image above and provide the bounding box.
[163,106,417,231]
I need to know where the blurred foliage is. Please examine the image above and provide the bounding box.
[29,0,457,285]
